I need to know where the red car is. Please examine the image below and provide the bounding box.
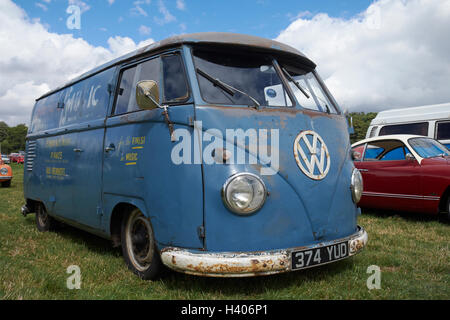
[16,155,24,164]
[352,135,450,218]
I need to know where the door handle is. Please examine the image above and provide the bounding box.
[105,144,116,153]
[73,148,83,153]
[358,169,369,172]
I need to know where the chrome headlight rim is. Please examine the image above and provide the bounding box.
[221,172,267,216]
[0,168,8,176]
[351,168,363,204]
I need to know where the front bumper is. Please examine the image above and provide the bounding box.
[161,226,368,277]
[0,176,12,181]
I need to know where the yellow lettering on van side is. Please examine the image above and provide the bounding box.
[51,152,63,160]
[126,153,138,161]
[46,138,71,148]
[46,167,66,176]
[51,167,66,176]
[132,137,146,145]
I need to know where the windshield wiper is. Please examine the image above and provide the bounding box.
[282,67,310,100]
[196,68,261,109]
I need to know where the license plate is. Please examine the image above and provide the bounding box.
[291,242,349,270]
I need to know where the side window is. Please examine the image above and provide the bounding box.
[364,144,384,160]
[114,57,160,115]
[380,147,406,161]
[162,54,189,103]
[30,92,63,133]
[379,122,429,136]
[436,121,450,140]
[368,126,378,138]
[61,68,115,126]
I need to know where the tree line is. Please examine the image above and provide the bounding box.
[349,112,378,144]
[0,122,28,155]
[0,112,377,155]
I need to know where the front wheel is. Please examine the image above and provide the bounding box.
[121,208,163,280]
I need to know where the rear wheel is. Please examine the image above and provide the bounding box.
[121,208,162,280]
[1,180,11,188]
[35,203,56,232]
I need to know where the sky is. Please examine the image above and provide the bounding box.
[1,0,450,126]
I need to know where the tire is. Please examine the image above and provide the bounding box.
[35,203,56,232]
[121,208,163,280]
[1,180,11,188]
[446,196,450,221]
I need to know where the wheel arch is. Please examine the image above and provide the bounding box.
[439,186,450,213]
[107,198,150,248]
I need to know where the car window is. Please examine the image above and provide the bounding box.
[436,121,450,140]
[162,54,189,103]
[114,57,160,115]
[362,140,408,161]
[364,145,384,160]
[380,146,406,161]
[379,122,429,136]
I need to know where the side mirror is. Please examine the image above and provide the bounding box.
[136,80,160,110]
[405,153,415,161]
[352,150,362,161]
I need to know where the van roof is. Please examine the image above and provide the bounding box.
[37,32,314,101]
[370,102,450,126]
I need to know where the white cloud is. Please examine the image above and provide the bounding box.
[130,0,151,17]
[0,0,154,126]
[176,0,185,11]
[276,0,450,112]
[35,3,48,11]
[154,0,176,25]
[108,0,115,5]
[139,25,151,35]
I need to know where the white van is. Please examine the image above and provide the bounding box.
[366,103,450,148]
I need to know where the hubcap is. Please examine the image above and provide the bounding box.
[37,206,48,226]
[126,210,154,272]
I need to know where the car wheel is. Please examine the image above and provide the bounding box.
[35,203,56,232]
[446,196,450,221]
[121,208,163,280]
[1,180,11,187]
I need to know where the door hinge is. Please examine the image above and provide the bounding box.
[197,226,205,239]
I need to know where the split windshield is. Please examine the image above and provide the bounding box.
[193,49,338,113]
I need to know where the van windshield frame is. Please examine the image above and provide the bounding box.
[192,48,295,108]
[191,46,341,114]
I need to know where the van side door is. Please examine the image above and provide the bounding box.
[58,68,116,230]
[102,52,204,249]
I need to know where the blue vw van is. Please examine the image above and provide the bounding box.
[22,33,367,279]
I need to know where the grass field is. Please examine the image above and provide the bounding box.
[0,163,449,300]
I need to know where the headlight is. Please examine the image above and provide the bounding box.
[222,173,267,215]
[0,168,8,175]
[351,168,363,203]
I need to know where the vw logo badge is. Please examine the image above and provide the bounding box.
[294,130,330,180]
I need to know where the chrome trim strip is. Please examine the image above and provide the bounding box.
[363,191,440,201]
